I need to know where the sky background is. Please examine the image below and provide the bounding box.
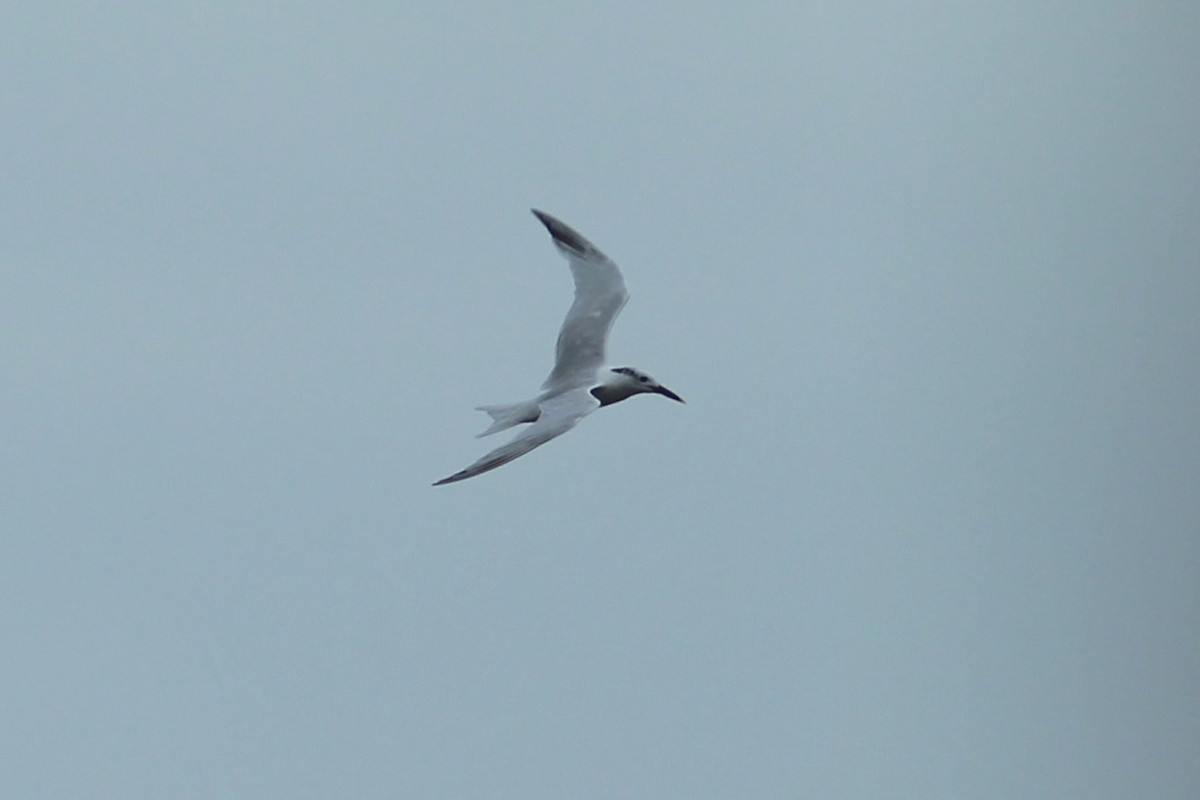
[4,3,1198,798]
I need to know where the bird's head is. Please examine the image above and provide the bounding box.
[610,367,685,403]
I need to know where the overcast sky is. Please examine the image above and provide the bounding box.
[4,3,1198,798]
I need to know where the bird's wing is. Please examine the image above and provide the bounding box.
[433,388,600,485]
[531,209,629,390]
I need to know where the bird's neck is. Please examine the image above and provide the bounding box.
[590,373,641,407]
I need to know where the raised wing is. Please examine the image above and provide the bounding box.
[531,210,629,390]
[432,388,600,485]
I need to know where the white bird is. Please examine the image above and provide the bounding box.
[434,209,684,486]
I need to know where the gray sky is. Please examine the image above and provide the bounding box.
[4,3,1198,798]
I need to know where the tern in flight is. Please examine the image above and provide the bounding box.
[433,209,684,486]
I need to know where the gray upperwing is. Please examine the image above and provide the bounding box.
[433,388,600,485]
[531,210,629,389]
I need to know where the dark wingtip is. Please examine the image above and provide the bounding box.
[530,208,593,255]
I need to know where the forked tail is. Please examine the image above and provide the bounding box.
[474,400,540,437]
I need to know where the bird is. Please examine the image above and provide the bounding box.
[433,209,684,486]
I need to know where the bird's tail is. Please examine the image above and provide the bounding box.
[475,400,540,438]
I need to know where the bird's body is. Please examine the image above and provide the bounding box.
[433,209,683,486]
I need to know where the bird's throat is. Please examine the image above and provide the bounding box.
[590,383,637,407]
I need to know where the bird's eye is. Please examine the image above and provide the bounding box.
[639,376,650,383]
